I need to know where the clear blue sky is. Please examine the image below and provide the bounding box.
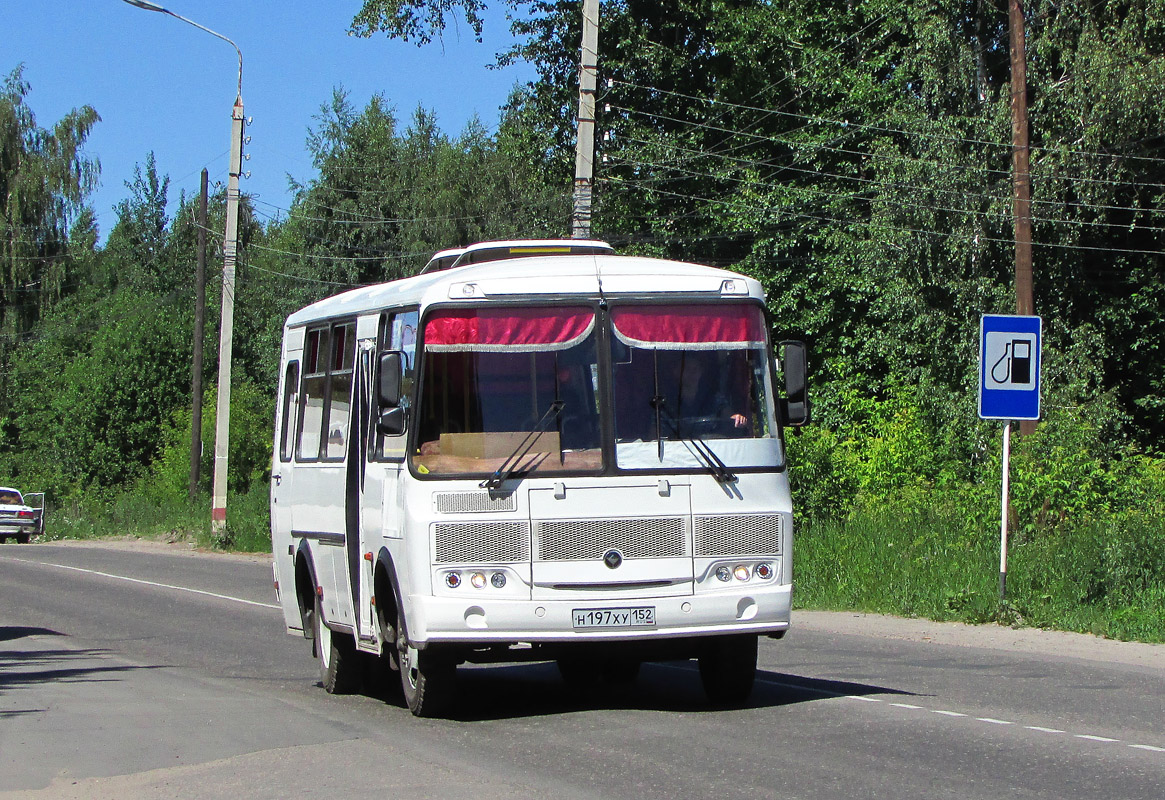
[3,1,537,240]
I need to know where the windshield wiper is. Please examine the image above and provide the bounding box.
[648,396,737,484]
[480,400,565,494]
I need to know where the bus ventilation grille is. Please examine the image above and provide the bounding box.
[433,521,530,564]
[693,514,783,557]
[534,517,689,561]
[433,491,517,514]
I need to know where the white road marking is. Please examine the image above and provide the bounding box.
[2,556,280,610]
[742,671,1161,755]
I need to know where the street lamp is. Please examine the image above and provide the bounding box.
[122,0,245,536]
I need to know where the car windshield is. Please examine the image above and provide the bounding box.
[412,306,603,478]
[0,490,23,505]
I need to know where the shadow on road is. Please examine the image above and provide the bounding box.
[0,625,62,642]
[360,660,917,722]
[0,627,163,695]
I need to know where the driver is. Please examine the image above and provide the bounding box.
[663,352,748,431]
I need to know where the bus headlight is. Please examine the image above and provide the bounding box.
[755,563,773,580]
[445,572,462,589]
[491,572,507,589]
[734,565,751,582]
[716,565,732,582]
[470,572,487,589]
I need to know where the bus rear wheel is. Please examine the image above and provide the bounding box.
[314,594,359,694]
[397,607,456,717]
[698,634,758,707]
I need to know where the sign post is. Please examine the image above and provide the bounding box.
[979,314,1041,600]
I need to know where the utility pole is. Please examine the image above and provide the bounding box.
[572,0,599,239]
[211,96,245,534]
[189,168,208,501]
[1008,0,1035,435]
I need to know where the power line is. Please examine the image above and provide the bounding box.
[598,174,1165,259]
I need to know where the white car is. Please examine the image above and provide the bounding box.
[0,487,42,543]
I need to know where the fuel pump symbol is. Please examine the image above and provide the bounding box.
[991,339,1033,386]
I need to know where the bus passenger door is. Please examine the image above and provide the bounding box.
[272,356,301,631]
[346,343,374,641]
[359,309,416,643]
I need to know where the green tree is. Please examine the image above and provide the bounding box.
[0,65,99,394]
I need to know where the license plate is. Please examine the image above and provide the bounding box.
[572,607,656,629]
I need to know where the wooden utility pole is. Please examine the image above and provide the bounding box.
[1009,0,1036,434]
[189,168,208,500]
[572,0,599,238]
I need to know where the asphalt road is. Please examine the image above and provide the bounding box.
[1,540,1162,800]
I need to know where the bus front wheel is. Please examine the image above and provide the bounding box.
[397,607,456,717]
[697,634,758,706]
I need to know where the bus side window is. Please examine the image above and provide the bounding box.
[298,328,328,460]
[325,322,356,460]
[279,361,300,462]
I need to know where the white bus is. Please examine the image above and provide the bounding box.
[270,244,809,716]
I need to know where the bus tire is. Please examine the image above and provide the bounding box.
[397,606,455,717]
[314,594,359,694]
[698,634,757,707]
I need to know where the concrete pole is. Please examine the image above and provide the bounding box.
[211,97,245,534]
[118,1,245,530]
[572,0,600,239]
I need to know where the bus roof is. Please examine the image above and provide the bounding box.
[284,254,762,329]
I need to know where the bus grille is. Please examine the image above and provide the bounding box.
[433,491,516,514]
[534,517,689,561]
[694,514,783,556]
[433,521,530,564]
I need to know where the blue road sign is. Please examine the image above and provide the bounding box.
[979,314,1042,421]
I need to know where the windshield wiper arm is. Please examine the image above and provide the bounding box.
[649,397,737,484]
[480,400,565,494]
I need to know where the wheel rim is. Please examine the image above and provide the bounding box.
[397,612,418,692]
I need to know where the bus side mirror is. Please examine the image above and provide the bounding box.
[378,351,403,407]
[377,406,406,436]
[778,340,810,427]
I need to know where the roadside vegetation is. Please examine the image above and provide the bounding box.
[3,2,1164,643]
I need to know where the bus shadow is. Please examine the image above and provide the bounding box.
[423,661,917,722]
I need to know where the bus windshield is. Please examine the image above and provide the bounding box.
[610,303,782,472]
[413,306,603,477]
[410,302,782,479]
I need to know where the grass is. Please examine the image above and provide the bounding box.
[793,505,1165,644]
[41,483,272,553]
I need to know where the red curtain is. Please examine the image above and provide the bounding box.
[425,306,595,350]
[611,304,766,348]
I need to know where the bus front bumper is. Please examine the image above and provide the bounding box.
[406,584,792,646]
